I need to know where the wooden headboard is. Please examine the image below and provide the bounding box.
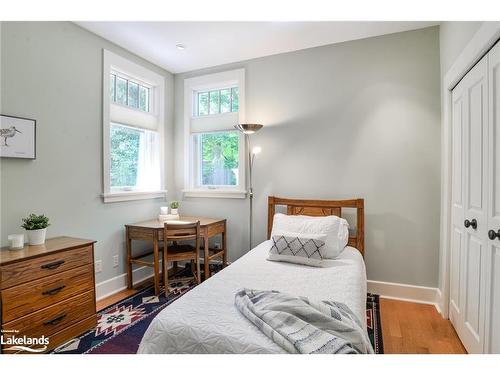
[267,196,365,257]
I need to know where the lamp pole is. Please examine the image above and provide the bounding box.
[234,123,263,251]
[247,134,254,250]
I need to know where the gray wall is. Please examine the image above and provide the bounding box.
[0,22,175,284]
[174,27,442,287]
[440,22,483,78]
[0,23,443,288]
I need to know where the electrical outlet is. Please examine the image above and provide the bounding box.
[214,242,221,249]
[113,254,119,268]
[95,260,102,273]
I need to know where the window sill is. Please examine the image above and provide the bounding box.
[102,190,167,203]
[182,189,247,199]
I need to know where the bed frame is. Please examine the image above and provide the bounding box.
[267,196,365,257]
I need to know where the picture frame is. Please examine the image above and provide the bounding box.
[0,114,37,159]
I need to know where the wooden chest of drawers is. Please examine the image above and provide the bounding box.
[0,237,97,353]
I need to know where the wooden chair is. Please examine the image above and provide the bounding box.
[163,221,201,296]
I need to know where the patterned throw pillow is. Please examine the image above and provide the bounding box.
[270,213,349,259]
[268,232,328,267]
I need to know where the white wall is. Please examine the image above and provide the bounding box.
[0,22,175,284]
[174,27,442,287]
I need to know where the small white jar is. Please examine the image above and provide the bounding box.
[8,234,25,250]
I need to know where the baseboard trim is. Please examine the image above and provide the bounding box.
[368,280,440,308]
[97,274,442,308]
[96,263,163,301]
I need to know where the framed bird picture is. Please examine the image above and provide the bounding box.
[0,114,36,159]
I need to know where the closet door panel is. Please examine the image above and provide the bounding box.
[490,248,500,353]
[450,228,463,316]
[450,86,465,325]
[461,56,488,354]
[464,234,482,336]
[486,40,500,353]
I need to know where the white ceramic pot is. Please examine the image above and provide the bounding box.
[171,208,178,215]
[27,228,47,245]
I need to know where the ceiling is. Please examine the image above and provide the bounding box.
[76,21,439,74]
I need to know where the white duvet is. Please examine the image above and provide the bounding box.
[138,240,367,354]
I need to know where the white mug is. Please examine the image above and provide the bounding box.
[8,234,25,250]
[160,206,169,215]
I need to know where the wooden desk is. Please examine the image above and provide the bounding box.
[125,216,227,295]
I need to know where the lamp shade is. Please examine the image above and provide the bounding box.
[234,123,263,134]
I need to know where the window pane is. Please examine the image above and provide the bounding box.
[128,82,139,108]
[116,76,127,105]
[110,124,142,188]
[110,74,116,101]
[209,90,220,115]
[231,87,239,112]
[139,86,149,112]
[198,92,208,116]
[220,89,231,113]
[200,131,239,186]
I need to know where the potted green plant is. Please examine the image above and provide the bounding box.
[21,214,50,245]
[170,201,179,215]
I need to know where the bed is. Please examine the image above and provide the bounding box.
[138,196,366,354]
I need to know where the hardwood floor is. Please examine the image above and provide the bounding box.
[96,289,466,354]
[380,298,466,354]
[96,280,153,311]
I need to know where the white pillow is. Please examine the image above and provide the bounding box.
[271,213,349,258]
[268,231,328,267]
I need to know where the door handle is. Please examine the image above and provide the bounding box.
[464,219,478,229]
[488,229,500,241]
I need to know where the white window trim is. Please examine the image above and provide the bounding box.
[102,49,166,203]
[183,69,247,199]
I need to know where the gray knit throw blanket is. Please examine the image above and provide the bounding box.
[235,289,374,354]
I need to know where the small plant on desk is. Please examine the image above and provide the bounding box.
[170,201,179,215]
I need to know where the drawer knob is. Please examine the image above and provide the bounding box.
[43,312,67,326]
[41,260,65,270]
[42,285,66,296]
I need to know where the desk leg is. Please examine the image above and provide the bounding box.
[204,234,210,280]
[153,231,160,296]
[126,227,133,289]
[222,222,227,268]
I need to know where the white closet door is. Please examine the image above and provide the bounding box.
[450,54,489,354]
[449,78,465,331]
[486,41,500,354]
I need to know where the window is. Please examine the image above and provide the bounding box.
[109,123,160,192]
[195,87,238,116]
[102,50,166,203]
[199,131,239,186]
[183,69,246,198]
[109,72,150,112]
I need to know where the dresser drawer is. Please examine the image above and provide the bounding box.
[2,315,97,354]
[0,245,93,289]
[1,264,94,323]
[2,291,95,346]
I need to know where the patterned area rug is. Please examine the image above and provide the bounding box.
[53,276,384,354]
[366,293,384,354]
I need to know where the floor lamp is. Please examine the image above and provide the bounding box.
[234,123,263,250]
